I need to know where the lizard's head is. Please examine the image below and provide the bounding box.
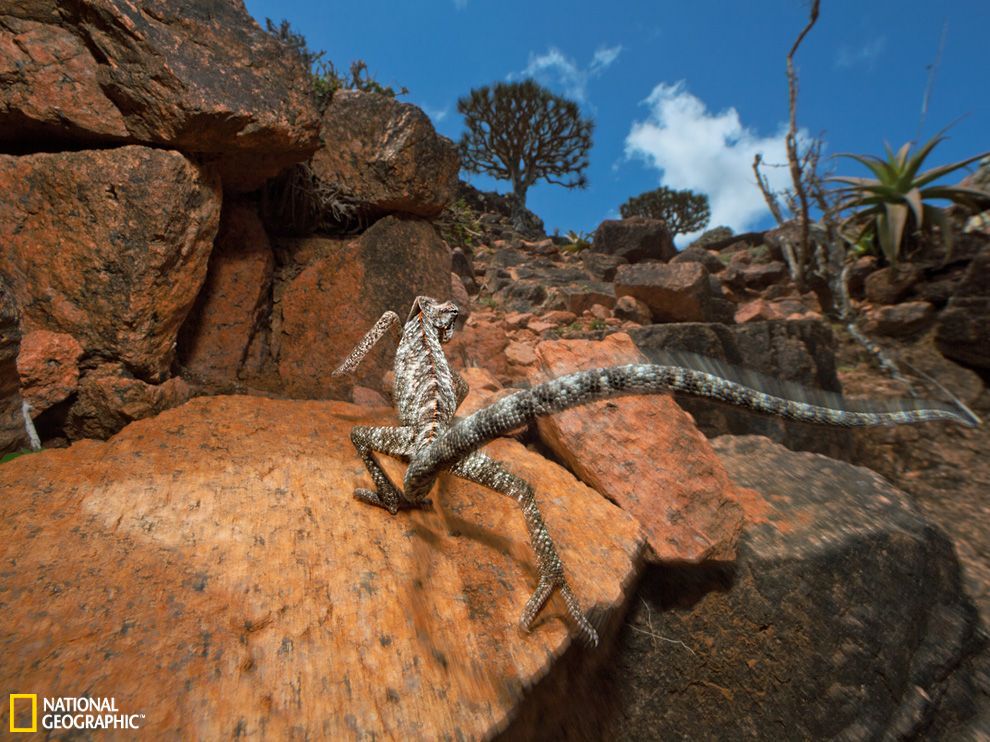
[408,296,459,343]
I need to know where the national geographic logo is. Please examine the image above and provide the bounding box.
[8,694,144,733]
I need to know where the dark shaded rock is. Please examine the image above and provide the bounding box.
[0,146,221,381]
[696,230,766,252]
[630,320,851,458]
[65,363,191,440]
[615,262,725,323]
[498,281,547,312]
[580,251,628,281]
[515,265,590,285]
[553,436,981,740]
[311,91,459,217]
[846,255,879,300]
[592,217,676,263]
[451,248,478,294]
[864,264,922,304]
[558,283,616,315]
[0,1,320,191]
[670,245,725,273]
[178,203,275,385]
[722,260,788,291]
[861,301,935,338]
[0,278,26,453]
[483,267,512,293]
[935,245,990,370]
[454,181,545,239]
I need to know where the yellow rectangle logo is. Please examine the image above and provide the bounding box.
[9,694,37,733]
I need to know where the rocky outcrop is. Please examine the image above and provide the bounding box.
[864,264,923,305]
[179,203,275,385]
[0,395,644,739]
[542,436,981,740]
[16,330,83,413]
[592,217,676,263]
[0,279,25,452]
[630,320,852,458]
[312,90,460,217]
[64,363,191,440]
[615,262,733,324]
[276,216,451,397]
[532,334,746,562]
[0,0,320,191]
[0,146,221,381]
[861,300,935,337]
[669,244,725,273]
[936,245,990,370]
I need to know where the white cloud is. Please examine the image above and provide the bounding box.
[521,44,623,103]
[453,0,468,8]
[835,36,886,70]
[625,81,795,239]
[591,45,623,73]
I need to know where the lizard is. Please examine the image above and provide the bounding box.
[333,296,979,648]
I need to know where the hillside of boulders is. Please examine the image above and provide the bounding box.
[1,2,989,737]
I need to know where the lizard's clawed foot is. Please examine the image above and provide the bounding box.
[520,576,599,648]
[353,488,431,514]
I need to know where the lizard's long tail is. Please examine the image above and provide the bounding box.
[331,311,400,377]
[403,363,979,499]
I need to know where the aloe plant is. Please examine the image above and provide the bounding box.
[832,134,990,264]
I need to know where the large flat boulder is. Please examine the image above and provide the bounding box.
[312,90,460,217]
[523,436,982,739]
[0,146,221,381]
[0,0,320,191]
[0,395,644,738]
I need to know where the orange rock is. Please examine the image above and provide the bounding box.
[0,396,643,738]
[734,298,786,324]
[312,90,459,217]
[457,366,516,419]
[65,363,191,440]
[533,333,745,562]
[16,329,84,412]
[0,1,320,191]
[0,146,221,380]
[179,203,274,384]
[446,315,510,382]
[277,216,451,398]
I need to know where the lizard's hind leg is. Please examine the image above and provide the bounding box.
[350,426,427,514]
[451,451,599,647]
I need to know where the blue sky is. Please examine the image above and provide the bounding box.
[244,0,988,243]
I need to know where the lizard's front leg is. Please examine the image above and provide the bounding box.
[451,451,599,647]
[349,425,430,514]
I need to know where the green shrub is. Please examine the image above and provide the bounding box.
[832,133,990,264]
[619,187,710,237]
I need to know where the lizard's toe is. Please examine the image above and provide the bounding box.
[353,488,396,513]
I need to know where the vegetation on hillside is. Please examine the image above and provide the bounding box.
[264,19,406,111]
[619,186,711,237]
[457,80,593,222]
[832,133,990,265]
